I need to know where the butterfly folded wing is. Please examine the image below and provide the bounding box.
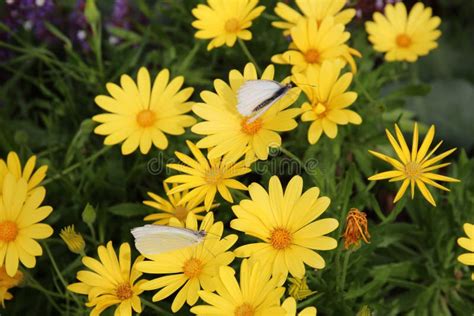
[237,80,283,116]
[131,225,203,255]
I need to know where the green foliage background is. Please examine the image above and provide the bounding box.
[1,0,474,315]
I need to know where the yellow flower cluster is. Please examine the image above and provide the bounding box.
[71,1,455,315]
[6,0,461,315]
[271,1,360,75]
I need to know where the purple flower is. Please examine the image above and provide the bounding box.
[68,0,91,52]
[351,0,401,21]
[1,0,57,59]
[3,0,56,39]
[106,0,131,45]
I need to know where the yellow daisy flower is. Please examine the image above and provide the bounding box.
[368,123,460,206]
[191,0,265,51]
[192,63,301,163]
[293,60,362,144]
[231,175,339,281]
[143,183,217,225]
[273,0,356,35]
[0,173,53,277]
[282,297,317,316]
[365,2,441,62]
[165,140,250,211]
[0,266,23,307]
[137,212,238,312]
[67,242,145,316]
[190,259,286,315]
[272,18,361,74]
[0,152,47,194]
[457,223,474,280]
[93,67,196,155]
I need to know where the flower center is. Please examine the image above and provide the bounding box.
[241,118,263,135]
[0,221,18,242]
[312,102,327,117]
[404,161,421,179]
[183,258,203,279]
[136,109,156,127]
[234,303,255,316]
[269,227,292,250]
[174,205,189,221]
[115,282,133,300]
[225,18,240,33]
[305,49,320,64]
[396,34,412,48]
[205,167,223,185]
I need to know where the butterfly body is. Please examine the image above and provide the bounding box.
[131,225,206,255]
[237,80,293,122]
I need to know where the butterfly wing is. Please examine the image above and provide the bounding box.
[237,80,283,116]
[131,225,202,255]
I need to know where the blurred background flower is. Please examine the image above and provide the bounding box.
[350,0,401,21]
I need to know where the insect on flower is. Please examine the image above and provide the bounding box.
[237,80,294,122]
[131,225,207,255]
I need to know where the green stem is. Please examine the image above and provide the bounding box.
[44,243,69,288]
[141,298,172,315]
[280,146,321,187]
[87,222,98,244]
[233,189,249,202]
[26,273,64,313]
[42,146,111,185]
[339,250,352,292]
[381,198,407,225]
[238,38,261,75]
[27,276,64,299]
[354,76,375,104]
[44,243,82,307]
[279,146,303,165]
[261,12,279,21]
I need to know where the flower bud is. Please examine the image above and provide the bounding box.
[59,225,85,254]
[82,203,96,225]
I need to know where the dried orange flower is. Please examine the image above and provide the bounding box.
[343,208,370,249]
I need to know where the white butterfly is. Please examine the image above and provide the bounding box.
[131,225,206,255]
[237,80,293,122]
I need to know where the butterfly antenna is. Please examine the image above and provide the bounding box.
[286,56,317,88]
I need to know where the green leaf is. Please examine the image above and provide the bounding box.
[107,203,151,218]
[65,119,95,166]
[107,27,142,44]
[398,84,431,97]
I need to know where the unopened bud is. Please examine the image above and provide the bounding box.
[59,225,85,254]
[82,203,96,225]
